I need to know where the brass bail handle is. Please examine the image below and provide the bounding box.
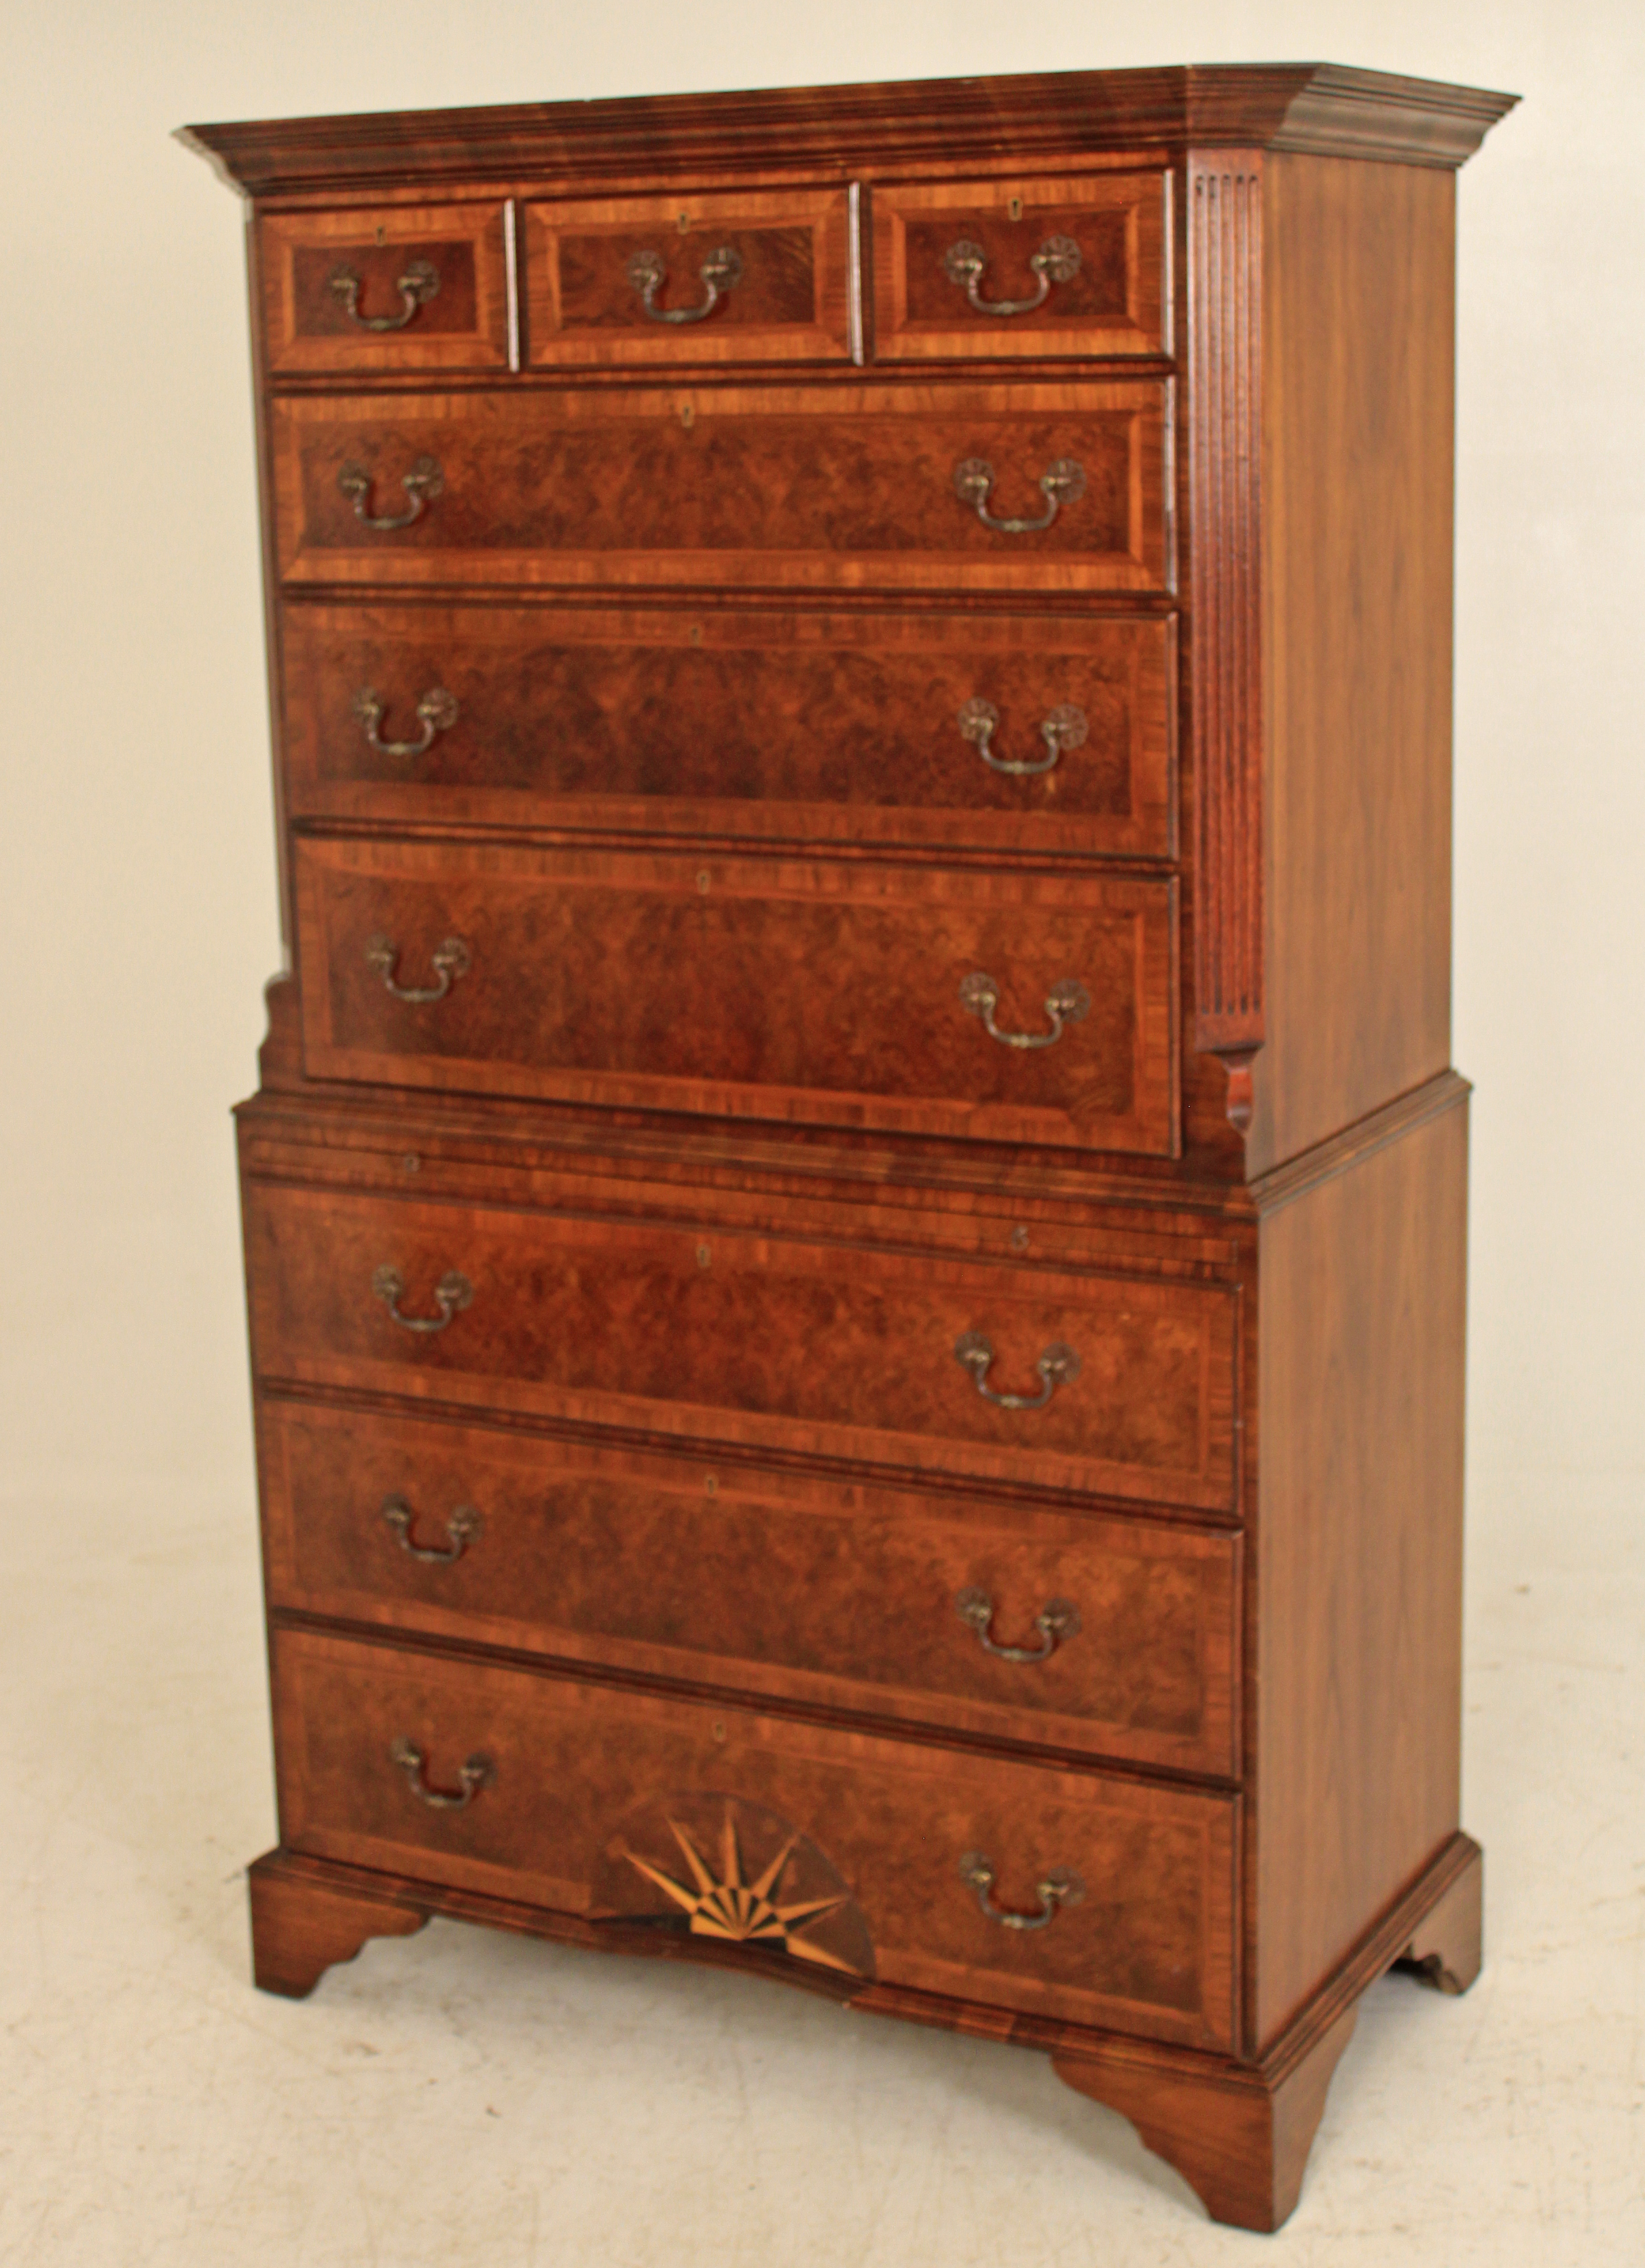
[338,454,443,531]
[958,1852,1085,1931]
[353,685,458,759]
[627,243,744,323]
[954,456,1085,535]
[329,257,440,331]
[941,232,1081,317]
[954,1332,1081,1411]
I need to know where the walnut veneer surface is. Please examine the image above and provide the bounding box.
[185,62,1513,2231]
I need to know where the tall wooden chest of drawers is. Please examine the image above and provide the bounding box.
[185,64,1514,2230]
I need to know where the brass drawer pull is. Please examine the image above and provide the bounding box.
[372,1264,473,1334]
[959,971,1090,1049]
[956,1587,1080,1663]
[338,454,443,530]
[389,1736,494,1810]
[365,933,471,1003]
[382,1493,482,1564]
[954,1333,1080,1410]
[353,684,458,758]
[329,257,440,331]
[959,1852,1085,1932]
[942,234,1081,317]
[954,456,1084,535]
[958,698,1087,777]
[626,243,743,324]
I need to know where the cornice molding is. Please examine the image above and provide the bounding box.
[179,65,1517,200]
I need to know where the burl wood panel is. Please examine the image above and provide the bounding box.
[259,202,512,373]
[241,1180,1240,1513]
[525,188,855,365]
[278,602,1176,859]
[1252,1090,1468,2044]
[272,1625,1238,2045]
[292,835,1179,1155]
[259,1396,1242,1776]
[1245,156,1457,1172]
[269,382,1170,594]
[874,170,1168,361]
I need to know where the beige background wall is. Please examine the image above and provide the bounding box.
[3,0,1640,1555]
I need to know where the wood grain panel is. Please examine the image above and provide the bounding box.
[242,1181,1241,1513]
[874,170,1167,361]
[272,1625,1238,2045]
[269,382,1170,594]
[525,187,855,365]
[1252,1090,1467,2043]
[259,202,511,373]
[1246,155,1458,1171]
[293,835,1179,1155]
[279,601,1176,858]
[260,1397,1241,1776]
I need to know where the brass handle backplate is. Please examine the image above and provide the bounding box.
[626,244,743,323]
[954,1333,1080,1411]
[382,1493,482,1564]
[955,1587,1080,1663]
[389,1736,494,1810]
[365,933,471,1003]
[372,1265,473,1335]
[941,234,1081,317]
[958,698,1087,778]
[353,685,458,758]
[954,456,1085,535]
[959,1851,1084,1931]
[959,971,1090,1049]
[338,454,443,530]
[329,257,440,331]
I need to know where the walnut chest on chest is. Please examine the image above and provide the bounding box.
[184,62,1513,2230]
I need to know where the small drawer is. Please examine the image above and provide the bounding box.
[259,202,513,374]
[242,1180,1240,1515]
[292,835,1178,1155]
[280,602,1175,859]
[873,171,1169,361]
[273,1625,1238,2047]
[270,380,1171,596]
[261,1399,1242,1778]
[524,188,857,366]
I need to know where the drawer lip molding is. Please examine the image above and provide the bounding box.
[269,380,1172,596]
[270,1623,1240,2047]
[241,1179,1242,1514]
[259,200,515,374]
[524,187,859,367]
[292,833,1182,1156]
[258,1395,1244,1778]
[278,600,1178,861]
[873,169,1170,363]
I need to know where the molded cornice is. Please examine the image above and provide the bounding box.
[180,64,1517,200]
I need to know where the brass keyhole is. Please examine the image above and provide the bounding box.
[688,624,703,644]
[1008,196,1023,222]
[711,1719,727,1743]
[677,211,691,233]
[1011,1225,1030,1253]
[403,1153,421,1175]
[704,1474,719,1496]
[679,401,695,430]
[375,223,387,245]
[696,871,711,893]
[696,1242,712,1268]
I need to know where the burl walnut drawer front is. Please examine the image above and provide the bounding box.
[242,1182,1239,1513]
[524,189,856,366]
[281,602,1174,859]
[269,382,1169,594]
[261,1399,1240,1776]
[873,172,1168,361]
[259,203,513,374]
[293,835,1176,1154]
[273,1627,1238,2046]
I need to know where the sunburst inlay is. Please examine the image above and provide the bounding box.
[619,1810,860,1973]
